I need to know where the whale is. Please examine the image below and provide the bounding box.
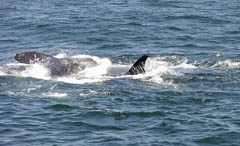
[14,52,148,76]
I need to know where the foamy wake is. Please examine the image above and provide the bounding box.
[130,56,196,84]
[42,92,68,98]
[0,54,198,85]
[5,90,68,99]
[212,59,240,68]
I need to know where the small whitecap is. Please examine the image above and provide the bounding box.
[42,92,68,98]
[54,53,67,58]
[7,91,15,96]
[27,88,36,93]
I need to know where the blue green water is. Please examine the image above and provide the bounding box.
[1,0,240,145]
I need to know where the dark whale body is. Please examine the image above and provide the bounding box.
[14,52,148,76]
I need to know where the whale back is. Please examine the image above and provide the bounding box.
[48,58,97,76]
[14,52,98,76]
[14,52,148,76]
[14,52,54,64]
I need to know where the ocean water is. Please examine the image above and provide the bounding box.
[0,0,240,145]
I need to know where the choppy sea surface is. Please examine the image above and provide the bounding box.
[1,0,240,145]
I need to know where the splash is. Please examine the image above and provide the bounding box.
[0,53,113,84]
[212,59,240,68]
[130,56,196,84]
[55,54,113,84]
[19,63,51,80]
[0,66,7,76]
[0,54,198,85]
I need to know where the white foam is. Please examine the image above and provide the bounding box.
[130,57,196,84]
[0,54,198,85]
[174,59,196,69]
[19,63,51,80]
[54,53,67,58]
[56,76,109,84]
[79,89,98,98]
[0,53,113,84]
[0,67,6,76]
[212,59,240,68]
[27,88,37,93]
[6,63,28,66]
[55,54,113,84]
[42,92,68,98]
[0,72,6,76]
[0,64,24,76]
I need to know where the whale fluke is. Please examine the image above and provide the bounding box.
[125,55,149,75]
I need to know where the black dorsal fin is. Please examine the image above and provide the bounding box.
[125,55,149,75]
